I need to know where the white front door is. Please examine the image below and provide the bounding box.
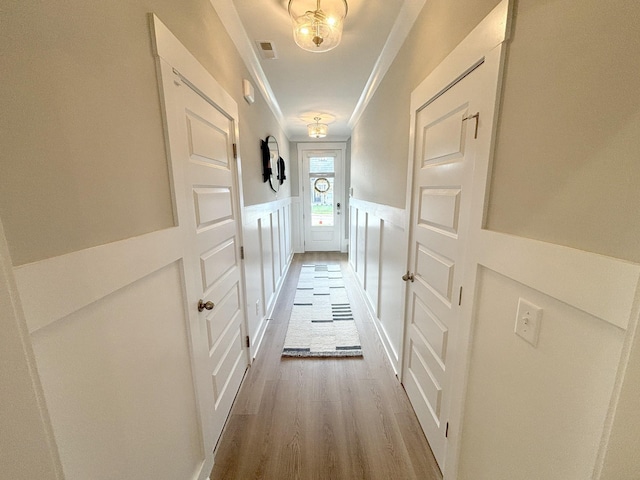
[302,149,343,251]
[159,60,248,479]
[402,65,484,471]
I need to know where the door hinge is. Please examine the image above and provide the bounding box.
[240,246,244,260]
[245,335,250,348]
[458,286,463,306]
[445,421,449,438]
[462,112,480,139]
[232,143,237,159]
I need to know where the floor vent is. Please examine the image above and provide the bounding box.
[256,41,278,60]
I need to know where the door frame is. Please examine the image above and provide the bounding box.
[151,14,250,480]
[400,1,512,477]
[297,142,347,253]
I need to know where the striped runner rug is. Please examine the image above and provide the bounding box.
[282,264,363,357]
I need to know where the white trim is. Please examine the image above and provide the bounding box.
[152,15,238,124]
[403,1,513,477]
[291,197,305,254]
[348,198,406,231]
[152,15,249,480]
[348,199,408,374]
[348,0,427,130]
[475,230,640,330]
[14,227,183,334]
[207,1,287,136]
[409,0,512,114]
[242,197,292,226]
[241,198,294,359]
[593,284,640,478]
[297,142,347,252]
[0,218,64,479]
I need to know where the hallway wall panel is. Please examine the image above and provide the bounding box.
[349,198,407,373]
[350,0,640,477]
[13,231,203,479]
[242,198,294,358]
[1,0,289,266]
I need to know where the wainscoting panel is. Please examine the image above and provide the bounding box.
[29,261,202,480]
[291,197,304,253]
[14,230,205,480]
[349,206,358,271]
[349,198,408,373]
[365,214,381,316]
[356,209,367,287]
[454,229,640,480]
[242,197,294,358]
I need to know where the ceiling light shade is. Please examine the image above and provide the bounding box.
[288,0,348,53]
[308,117,328,138]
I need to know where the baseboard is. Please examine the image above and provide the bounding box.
[349,263,401,375]
[251,251,294,359]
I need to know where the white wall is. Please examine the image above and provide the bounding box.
[349,199,407,373]
[349,0,640,477]
[0,219,61,479]
[242,198,294,357]
[1,1,294,478]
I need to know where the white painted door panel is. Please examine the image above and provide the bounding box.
[403,66,481,471]
[160,62,248,479]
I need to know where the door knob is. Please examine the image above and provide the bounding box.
[198,299,215,312]
[402,271,415,282]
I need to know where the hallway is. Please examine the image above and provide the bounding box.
[210,253,441,480]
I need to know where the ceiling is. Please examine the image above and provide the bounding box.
[211,0,425,142]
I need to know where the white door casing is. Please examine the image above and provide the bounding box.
[400,1,511,477]
[403,64,481,471]
[300,144,345,252]
[153,16,249,480]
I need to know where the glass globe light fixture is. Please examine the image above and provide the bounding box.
[308,117,328,138]
[288,0,348,53]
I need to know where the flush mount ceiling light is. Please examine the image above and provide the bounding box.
[308,116,328,138]
[288,0,348,53]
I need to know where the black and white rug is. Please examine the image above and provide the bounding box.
[282,264,363,357]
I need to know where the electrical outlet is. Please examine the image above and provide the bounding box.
[514,298,542,347]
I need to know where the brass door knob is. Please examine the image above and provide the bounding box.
[402,271,415,283]
[198,299,215,312]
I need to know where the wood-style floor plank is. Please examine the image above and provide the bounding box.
[210,253,442,480]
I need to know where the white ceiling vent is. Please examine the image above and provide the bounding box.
[256,41,278,60]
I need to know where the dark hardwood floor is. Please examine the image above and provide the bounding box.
[210,252,442,480]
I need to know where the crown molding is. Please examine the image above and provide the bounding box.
[348,0,427,130]
[209,0,289,138]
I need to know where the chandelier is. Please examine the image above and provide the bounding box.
[308,117,328,138]
[288,0,348,53]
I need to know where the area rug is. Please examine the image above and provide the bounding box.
[282,264,363,357]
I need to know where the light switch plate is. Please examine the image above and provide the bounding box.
[514,298,542,347]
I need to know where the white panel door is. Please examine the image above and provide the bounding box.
[160,63,248,479]
[402,66,482,471]
[302,150,343,251]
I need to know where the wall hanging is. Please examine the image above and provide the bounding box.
[261,135,285,192]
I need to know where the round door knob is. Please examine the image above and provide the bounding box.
[198,299,214,312]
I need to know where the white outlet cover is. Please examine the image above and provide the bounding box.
[514,298,542,347]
